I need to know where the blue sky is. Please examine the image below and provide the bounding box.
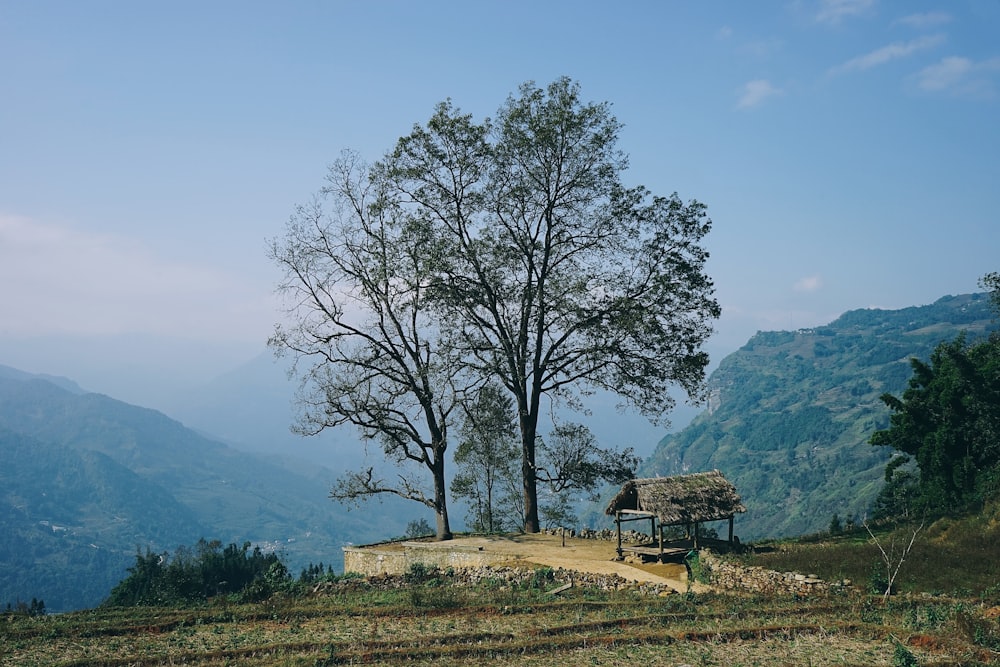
[1,0,998,413]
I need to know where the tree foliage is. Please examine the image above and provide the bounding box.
[382,78,719,531]
[870,327,1000,516]
[981,272,1000,316]
[269,153,464,540]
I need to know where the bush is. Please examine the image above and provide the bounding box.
[104,539,290,607]
[892,641,919,667]
[404,562,433,585]
[530,567,555,589]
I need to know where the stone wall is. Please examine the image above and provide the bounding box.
[315,564,679,597]
[343,541,512,577]
[699,551,848,596]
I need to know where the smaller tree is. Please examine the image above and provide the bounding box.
[980,271,1000,316]
[404,518,435,539]
[451,385,523,533]
[536,423,639,500]
[863,517,924,602]
[534,422,640,528]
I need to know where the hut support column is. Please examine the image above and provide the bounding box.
[658,521,664,558]
[728,516,734,545]
[693,522,699,550]
[615,512,623,559]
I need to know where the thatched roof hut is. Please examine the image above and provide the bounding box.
[605,470,746,557]
[605,470,746,525]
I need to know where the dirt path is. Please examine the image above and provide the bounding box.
[446,533,707,594]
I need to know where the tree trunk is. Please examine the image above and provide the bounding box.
[523,451,539,533]
[432,452,453,540]
[521,414,540,533]
[516,376,545,533]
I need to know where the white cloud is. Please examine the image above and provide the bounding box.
[830,34,944,74]
[916,56,1000,96]
[894,12,952,29]
[737,79,783,109]
[0,214,276,340]
[793,275,823,293]
[816,0,875,25]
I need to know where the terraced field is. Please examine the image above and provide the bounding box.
[4,575,998,666]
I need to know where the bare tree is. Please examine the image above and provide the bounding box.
[863,516,925,602]
[268,152,466,540]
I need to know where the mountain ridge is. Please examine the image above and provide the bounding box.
[640,292,996,540]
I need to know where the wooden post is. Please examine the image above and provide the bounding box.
[650,516,655,542]
[658,521,664,557]
[693,522,699,550]
[728,516,734,545]
[615,512,623,559]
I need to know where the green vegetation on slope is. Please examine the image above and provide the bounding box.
[0,374,407,612]
[745,501,1000,599]
[871,330,1000,518]
[642,293,997,540]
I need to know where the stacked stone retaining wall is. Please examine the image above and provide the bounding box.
[343,541,503,577]
[699,551,848,596]
[315,565,679,597]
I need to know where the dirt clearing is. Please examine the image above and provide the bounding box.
[427,533,701,593]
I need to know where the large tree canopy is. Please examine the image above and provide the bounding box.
[383,78,719,531]
[271,78,720,535]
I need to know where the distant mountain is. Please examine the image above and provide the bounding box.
[0,363,86,394]
[162,351,369,473]
[640,293,996,540]
[165,348,685,477]
[0,374,409,612]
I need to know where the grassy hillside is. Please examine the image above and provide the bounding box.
[641,292,997,540]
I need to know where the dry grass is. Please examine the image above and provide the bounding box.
[743,512,1000,599]
[4,580,999,666]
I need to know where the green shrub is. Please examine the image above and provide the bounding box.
[104,539,289,607]
[404,562,433,585]
[892,641,919,667]
[530,567,555,589]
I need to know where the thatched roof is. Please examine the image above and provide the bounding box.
[605,470,746,525]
